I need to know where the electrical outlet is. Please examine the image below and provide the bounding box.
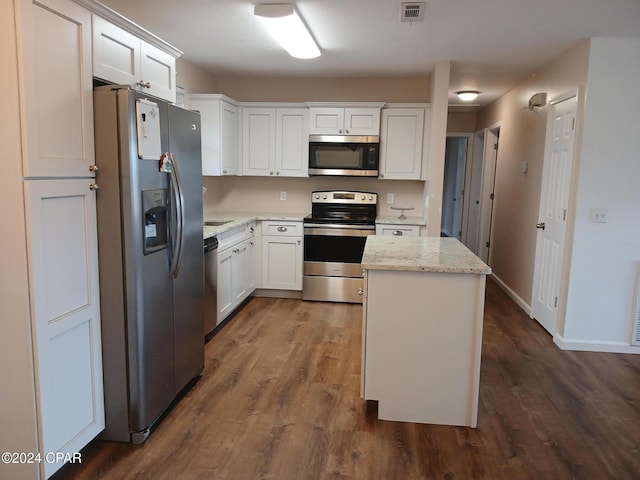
[387,193,395,204]
[280,191,287,201]
[589,208,608,223]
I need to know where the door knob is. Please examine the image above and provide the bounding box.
[536,222,546,230]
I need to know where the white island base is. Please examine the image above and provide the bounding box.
[361,237,490,427]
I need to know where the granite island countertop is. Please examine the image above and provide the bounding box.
[203,211,308,239]
[361,236,491,274]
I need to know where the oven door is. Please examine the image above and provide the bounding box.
[302,225,374,302]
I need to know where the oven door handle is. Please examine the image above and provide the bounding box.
[304,227,374,237]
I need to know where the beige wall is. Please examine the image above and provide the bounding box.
[476,41,590,306]
[203,176,425,219]
[215,76,430,102]
[1,2,41,478]
[176,57,218,94]
[447,112,477,133]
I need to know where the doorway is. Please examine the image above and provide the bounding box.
[441,135,471,239]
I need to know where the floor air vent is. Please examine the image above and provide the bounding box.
[632,261,640,346]
[401,2,425,22]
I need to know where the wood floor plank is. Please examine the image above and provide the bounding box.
[52,280,640,480]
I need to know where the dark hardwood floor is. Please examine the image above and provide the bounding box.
[53,280,640,479]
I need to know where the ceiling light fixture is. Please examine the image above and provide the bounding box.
[254,4,320,59]
[456,91,480,102]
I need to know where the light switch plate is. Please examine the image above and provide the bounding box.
[280,191,287,201]
[387,193,394,204]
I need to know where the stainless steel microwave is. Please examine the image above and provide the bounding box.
[308,135,379,177]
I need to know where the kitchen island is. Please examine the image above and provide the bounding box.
[360,236,491,427]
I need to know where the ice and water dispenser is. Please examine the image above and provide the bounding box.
[142,189,169,254]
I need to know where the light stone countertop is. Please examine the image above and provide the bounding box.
[203,211,308,239]
[375,215,426,225]
[361,236,491,274]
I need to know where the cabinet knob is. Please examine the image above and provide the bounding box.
[345,129,349,134]
[379,173,384,178]
[136,80,151,88]
[277,226,288,232]
[297,239,301,245]
[276,171,280,175]
[270,171,274,175]
[357,288,364,296]
[338,129,343,134]
[223,170,228,174]
[392,230,403,236]
[89,183,99,191]
[89,164,99,172]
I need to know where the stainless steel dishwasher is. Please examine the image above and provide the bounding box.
[203,235,218,336]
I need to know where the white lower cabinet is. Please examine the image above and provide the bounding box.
[216,223,257,323]
[375,224,421,237]
[261,221,303,290]
[25,179,104,479]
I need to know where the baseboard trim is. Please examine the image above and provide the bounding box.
[490,273,532,316]
[553,335,640,354]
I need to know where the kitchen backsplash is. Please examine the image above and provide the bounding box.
[202,176,426,218]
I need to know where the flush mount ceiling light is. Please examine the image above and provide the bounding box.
[456,91,480,102]
[254,4,320,59]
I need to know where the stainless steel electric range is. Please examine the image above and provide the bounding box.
[302,190,377,303]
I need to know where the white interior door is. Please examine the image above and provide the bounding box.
[531,94,577,335]
[462,130,485,255]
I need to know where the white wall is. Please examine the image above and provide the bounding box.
[562,38,640,348]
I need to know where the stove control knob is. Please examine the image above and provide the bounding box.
[314,194,320,199]
[322,194,327,200]
[361,195,365,200]
[368,195,373,201]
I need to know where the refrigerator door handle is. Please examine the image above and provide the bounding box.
[168,153,185,278]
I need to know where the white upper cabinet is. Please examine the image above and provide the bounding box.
[308,104,383,136]
[92,15,177,102]
[379,106,428,180]
[276,108,309,177]
[242,106,309,177]
[189,94,239,176]
[21,0,95,178]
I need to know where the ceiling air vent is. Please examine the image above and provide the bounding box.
[401,2,425,23]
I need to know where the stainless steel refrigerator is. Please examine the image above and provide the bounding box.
[93,85,204,443]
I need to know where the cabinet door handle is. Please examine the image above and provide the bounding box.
[277,226,288,232]
[392,230,403,236]
[89,164,99,172]
[89,183,99,191]
[297,239,301,245]
[357,287,364,296]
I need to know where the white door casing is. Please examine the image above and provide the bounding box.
[462,130,485,255]
[531,94,578,335]
[478,125,500,264]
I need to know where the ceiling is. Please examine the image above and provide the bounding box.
[99,0,640,109]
